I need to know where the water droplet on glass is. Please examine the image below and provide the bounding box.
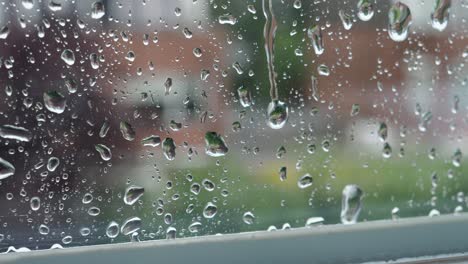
[452,148,462,167]
[237,86,252,107]
[350,104,360,116]
[317,64,330,76]
[338,10,353,30]
[431,0,451,31]
[388,2,412,42]
[47,157,60,172]
[91,1,105,19]
[95,144,112,161]
[60,49,75,66]
[305,217,324,227]
[0,157,15,180]
[141,135,161,147]
[293,0,302,9]
[240,212,255,225]
[106,221,120,238]
[48,0,62,11]
[203,202,217,219]
[279,166,287,181]
[22,0,34,9]
[30,196,40,211]
[43,91,66,114]
[382,142,392,158]
[88,207,100,216]
[218,14,237,25]
[120,121,135,141]
[125,51,135,62]
[378,122,388,142]
[0,125,32,142]
[205,132,228,157]
[162,138,176,160]
[188,222,202,233]
[298,173,313,189]
[0,26,10,39]
[267,100,288,129]
[121,217,141,236]
[39,224,49,235]
[307,25,324,55]
[341,184,363,224]
[357,0,374,21]
[124,186,144,205]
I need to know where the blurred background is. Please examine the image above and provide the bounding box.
[0,0,467,251]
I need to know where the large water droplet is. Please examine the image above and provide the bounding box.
[30,196,40,211]
[205,132,228,157]
[242,212,255,225]
[43,91,66,114]
[121,217,141,236]
[106,221,119,238]
[47,157,60,172]
[298,173,313,189]
[341,184,363,224]
[95,144,112,161]
[0,26,10,39]
[162,138,176,160]
[203,202,217,219]
[338,10,353,30]
[218,14,237,25]
[0,157,15,180]
[378,122,388,142]
[237,86,252,107]
[91,2,105,19]
[141,135,161,147]
[307,25,324,55]
[431,0,451,31]
[452,148,462,167]
[120,121,135,141]
[60,49,75,66]
[267,100,288,129]
[0,125,32,142]
[357,0,374,21]
[124,186,145,205]
[388,2,412,42]
[22,0,34,9]
[188,222,202,233]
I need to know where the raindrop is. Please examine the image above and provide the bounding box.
[0,26,10,39]
[267,100,288,129]
[22,0,34,9]
[388,2,412,42]
[0,157,15,180]
[218,14,237,25]
[298,173,313,189]
[60,49,75,66]
[47,157,60,172]
[0,125,32,142]
[91,2,105,19]
[279,166,287,181]
[338,10,353,30]
[341,184,363,224]
[378,122,388,142]
[203,202,217,218]
[141,135,161,147]
[205,132,228,157]
[243,212,255,225]
[106,221,119,238]
[121,217,141,236]
[357,0,374,21]
[124,186,145,205]
[237,86,252,107]
[452,148,462,167]
[39,224,49,235]
[120,121,135,141]
[30,197,40,211]
[95,144,112,161]
[162,138,176,160]
[307,25,324,55]
[43,91,66,114]
[305,217,324,227]
[188,222,202,233]
[431,0,451,31]
[382,142,392,158]
[350,104,360,116]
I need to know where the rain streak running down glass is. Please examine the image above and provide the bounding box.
[0,0,467,251]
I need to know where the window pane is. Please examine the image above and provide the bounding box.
[0,0,467,251]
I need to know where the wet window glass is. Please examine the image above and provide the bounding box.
[0,0,467,251]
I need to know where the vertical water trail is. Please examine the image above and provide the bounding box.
[262,0,278,101]
[263,0,288,129]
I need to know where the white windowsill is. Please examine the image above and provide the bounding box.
[2,213,468,264]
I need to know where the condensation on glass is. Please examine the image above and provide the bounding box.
[0,0,466,252]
